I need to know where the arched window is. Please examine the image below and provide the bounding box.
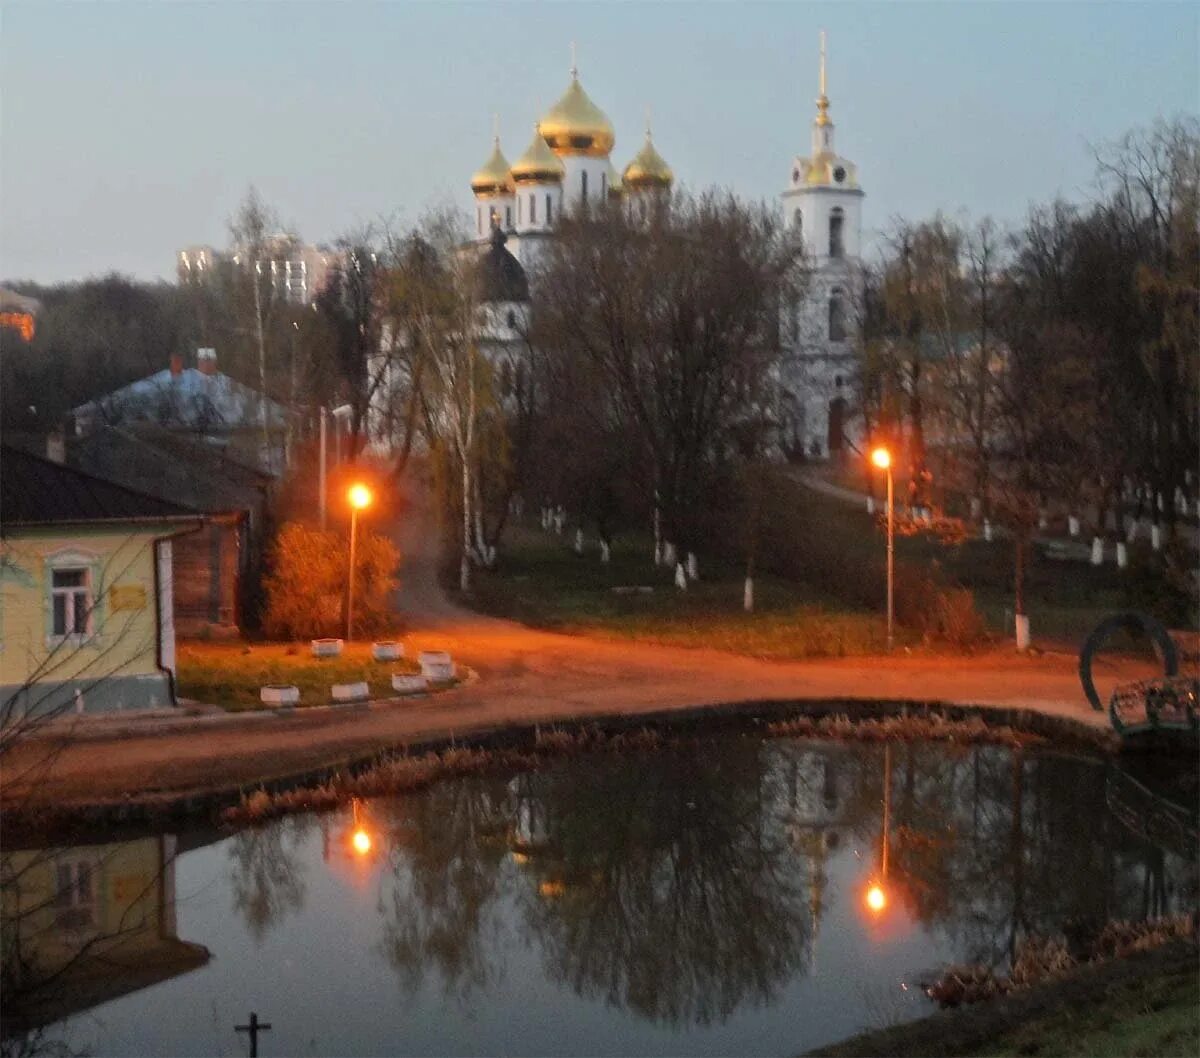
[829,289,847,342]
[530,194,537,224]
[793,209,803,239]
[546,194,553,225]
[581,170,588,202]
[505,206,512,229]
[829,208,845,258]
[506,309,517,329]
[601,171,607,197]
[477,207,483,235]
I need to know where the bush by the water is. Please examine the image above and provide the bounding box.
[263,522,399,639]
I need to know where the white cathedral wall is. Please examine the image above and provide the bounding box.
[782,185,863,262]
[514,183,564,235]
[560,155,613,212]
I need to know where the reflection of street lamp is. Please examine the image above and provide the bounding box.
[864,744,892,917]
[346,483,372,640]
[871,447,894,651]
[349,797,374,858]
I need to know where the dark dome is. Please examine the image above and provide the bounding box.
[476,227,529,303]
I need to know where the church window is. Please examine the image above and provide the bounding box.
[793,209,803,238]
[477,208,482,235]
[530,194,537,224]
[829,208,845,258]
[546,195,553,224]
[506,309,517,328]
[829,289,847,342]
[601,171,607,197]
[505,206,512,228]
[581,170,588,202]
[518,197,522,223]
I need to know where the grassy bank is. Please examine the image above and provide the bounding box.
[176,641,419,711]
[812,939,1199,1058]
[468,525,894,659]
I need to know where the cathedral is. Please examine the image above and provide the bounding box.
[466,37,864,460]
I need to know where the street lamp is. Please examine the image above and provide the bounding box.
[346,483,373,640]
[871,447,894,651]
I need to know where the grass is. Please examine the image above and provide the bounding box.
[468,524,894,659]
[176,640,420,711]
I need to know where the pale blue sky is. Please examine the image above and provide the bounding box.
[1,1,1196,283]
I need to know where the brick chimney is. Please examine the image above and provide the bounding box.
[170,353,183,376]
[197,347,218,376]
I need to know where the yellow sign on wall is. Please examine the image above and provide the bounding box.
[110,584,148,612]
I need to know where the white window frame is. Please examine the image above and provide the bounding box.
[45,547,99,647]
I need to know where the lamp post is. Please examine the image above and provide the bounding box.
[872,447,894,651]
[346,483,372,640]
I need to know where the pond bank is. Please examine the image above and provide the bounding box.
[808,938,1199,1057]
[2,689,1118,841]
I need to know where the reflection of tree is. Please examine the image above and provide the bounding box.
[228,818,311,942]
[374,781,511,998]
[517,743,813,1028]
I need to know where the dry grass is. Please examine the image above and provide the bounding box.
[765,711,1044,748]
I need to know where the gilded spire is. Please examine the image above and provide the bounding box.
[815,30,831,128]
[570,40,578,80]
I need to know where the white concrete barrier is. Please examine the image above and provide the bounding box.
[311,638,344,658]
[392,674,429,695]
[419,651,456,682]
[372,641,404,662]
[1116,542,1129,569]
[1090,537,1104,566]
[260,685,300,707]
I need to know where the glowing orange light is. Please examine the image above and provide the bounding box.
[871,447,891,470]
[348,483,372,510]
[352,828,372,855]
[866,884,887,913]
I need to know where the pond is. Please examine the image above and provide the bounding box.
[3,735,1197,1057]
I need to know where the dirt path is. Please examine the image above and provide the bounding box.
[2,467,1159,816]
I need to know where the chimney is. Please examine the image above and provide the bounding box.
[170,353,183,376]
[46,429,66,464]
[197,347,217,376]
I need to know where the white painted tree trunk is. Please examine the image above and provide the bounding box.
[1014,614,1031,651]
[686,552,699,581]
[600,540,610,564]
[654,542,663,566]
[662,541,676,567]
[1151,524,1162,551]
[574,528,584,555]
[674,563,687,590]
[1156,492,1165,513]
[1090,537,1104,566]
[1126,518,1139,542]
[970,497,982,520]
[1038,512,1048,531]
[1116,542,1128,569]
[743,576,754,612]
[983,519,993,542]
[866,496,875,515]
[1068,515,1080,537]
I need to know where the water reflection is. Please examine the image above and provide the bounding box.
[2,737,1196,1056]
[1,834,209,1046]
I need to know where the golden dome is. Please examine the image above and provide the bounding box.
[607,161,624,197]
[470,138,513,197]
[510,125,566,183]
[539,74,615,157]
[622,130,673,191]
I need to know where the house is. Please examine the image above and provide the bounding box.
[71,348,291,475]
[0,446,199,717]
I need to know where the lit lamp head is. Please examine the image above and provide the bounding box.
[871,448,891,471]
[348,483,372,511]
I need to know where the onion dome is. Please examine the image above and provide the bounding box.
[606,161,624,198]
[539,71,615,157]
[622,127,673,191]
[476,227,529,303]
[510,125,566,183]
[470,137,513,197]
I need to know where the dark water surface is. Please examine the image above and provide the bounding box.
[3,737,1196,1057]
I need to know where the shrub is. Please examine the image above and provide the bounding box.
[263,522,399,639]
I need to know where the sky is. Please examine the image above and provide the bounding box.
[1,1,1196,284]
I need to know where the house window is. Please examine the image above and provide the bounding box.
[54,860,95,931]
[828,289,847,342]
[546,194,553,224]
[51,568,91,637]
[530,194,537,224]
[581,170,588,202]
[829,208,845,258]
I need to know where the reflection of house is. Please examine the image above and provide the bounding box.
[0,446,198,715]
[71,348,291,474]
[0,834,210,1035]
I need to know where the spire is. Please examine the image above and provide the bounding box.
[644,105,652,140]
[815,30,831,128]
[570,40,578,80]
[492,112,501,145]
